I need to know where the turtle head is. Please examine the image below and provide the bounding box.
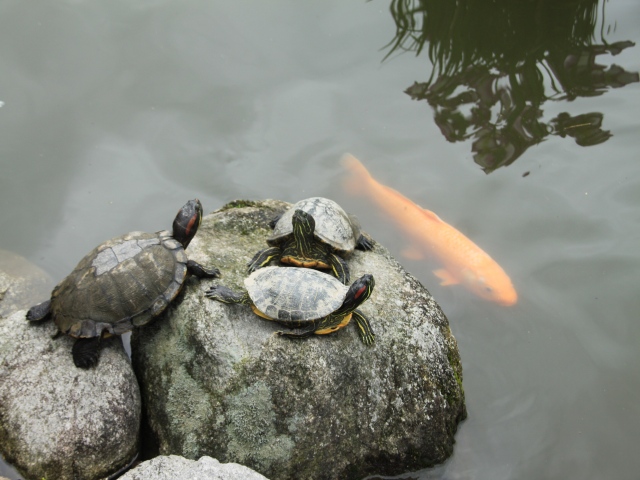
[172,199,203,248]
[342,274,375,311]
[292,209,316,238]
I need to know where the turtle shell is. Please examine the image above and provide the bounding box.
[50,230,188,339]
[244,266,348,324]
[268,197,361,253]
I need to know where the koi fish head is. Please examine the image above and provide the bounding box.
[341,153,372,195]
[460,264,518,306]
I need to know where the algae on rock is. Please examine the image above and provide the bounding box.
[132,199,466,480]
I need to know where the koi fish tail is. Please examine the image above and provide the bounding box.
[341,153,372,196]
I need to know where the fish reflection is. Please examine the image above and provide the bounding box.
[342,154,517,306]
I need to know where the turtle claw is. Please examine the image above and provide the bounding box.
[352,310,375,346]
[205,285,247,304]
[72,337,101,369]
[204,286,222,300]
[356,233,374,251]
[203,267,221,278]
[360,333,375,346]
[74,352,99,369]
[187,260,220,279]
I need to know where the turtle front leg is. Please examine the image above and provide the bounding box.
[205,285,250,305]
[352,309,375,345]
[72,337,102,368]
[187,260,220,278]
[247,247,282,273]
[329,253,350,284]
[277,324,317,339]
[26,299,52,322]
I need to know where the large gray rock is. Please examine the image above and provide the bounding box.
[0,249,53,318]
[119,455,268,480]
[0,310,140,480]
[132,199,466,480]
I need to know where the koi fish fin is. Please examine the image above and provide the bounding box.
[434,268,460,286]
[401,245,425,260]
[342,153,371,195]
[421,208,443,223]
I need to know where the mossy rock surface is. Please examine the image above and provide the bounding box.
[132,199,466,480]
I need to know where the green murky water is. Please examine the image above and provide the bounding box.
[1,1,639,478]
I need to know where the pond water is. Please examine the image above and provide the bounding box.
[1,1,639,479]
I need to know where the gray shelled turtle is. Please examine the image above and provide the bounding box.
[206,266,375,345]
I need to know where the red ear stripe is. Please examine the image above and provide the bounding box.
[355,285,367,299]
[185,215,198,237]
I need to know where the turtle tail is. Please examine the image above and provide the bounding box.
[26,300,52,322]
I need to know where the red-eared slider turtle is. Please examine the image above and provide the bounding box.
[206,266,375,344]
[26,199,220,368]
[247,197,373,284]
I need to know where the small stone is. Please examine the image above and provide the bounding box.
[119,455,269,480]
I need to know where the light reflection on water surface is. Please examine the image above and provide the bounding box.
[1,1,639,479]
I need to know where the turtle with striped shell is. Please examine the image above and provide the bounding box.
[206,266,375,345]
[247,197,373,284]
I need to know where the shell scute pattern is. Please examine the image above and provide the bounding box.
[245,267,347,322]
[52,230,188,334]
[270,197,358,253]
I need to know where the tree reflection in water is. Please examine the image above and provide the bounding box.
[386,0,639,173]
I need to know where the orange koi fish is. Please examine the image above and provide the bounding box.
[342,154,517,306]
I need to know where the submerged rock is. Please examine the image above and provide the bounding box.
[0,310,140,480]
[119,455,268,480]
[132,199,466,480]
[0,249,53,318]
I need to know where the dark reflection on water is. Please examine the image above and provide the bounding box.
[386,0,639,173]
